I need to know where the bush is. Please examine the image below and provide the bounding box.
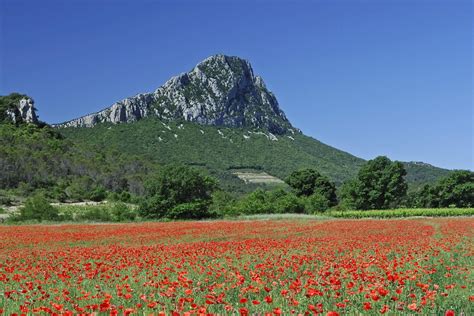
[166,201,213,219]
[15,193,59,222]
[75,206,112,222]
[65,177,94,201]
[234,189,274,215]
[110,203,137,222]
[274,192,305,214]
[209,191,236,217]
[89,186,108,202]
[233,189,306,215]
[304,193,331,213]
[0,192,13,206]
[108,191,133,203]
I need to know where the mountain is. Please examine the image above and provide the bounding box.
[55,55,296,135]
[53,54,452,191]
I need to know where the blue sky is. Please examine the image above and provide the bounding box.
[1,0,472,170]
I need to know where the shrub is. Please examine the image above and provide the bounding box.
[234,189,273,215]
[89,186,108,202]
[110,203,137,222]
[65,176,94,201]
[274,192,305,214]
[167,201,212,219]
[304,193,331,213]
[209,191,236,217]
[108,191,133,203]
[16,193,59,222]
[75,206,112,222]
[0,191,13,206]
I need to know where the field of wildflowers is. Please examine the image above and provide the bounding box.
[0,218,472,315]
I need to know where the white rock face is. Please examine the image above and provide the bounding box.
[7,98,39,124]
[19,99,38,123]
[55,93,152,128]
[54,54,298,134]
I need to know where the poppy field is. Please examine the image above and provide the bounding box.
[0,218,472,315]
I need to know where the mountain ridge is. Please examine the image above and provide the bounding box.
[54,55,297,135]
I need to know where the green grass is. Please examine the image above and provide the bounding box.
[327,208,474,219]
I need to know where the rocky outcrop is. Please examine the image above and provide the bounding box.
[58,93,152,128]
[2,95,39,124]
[55,55,297,134]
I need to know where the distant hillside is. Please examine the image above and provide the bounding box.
[59,118,450,190]
[403,162,452,190]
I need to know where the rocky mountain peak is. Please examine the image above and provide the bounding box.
[55,55,297,134]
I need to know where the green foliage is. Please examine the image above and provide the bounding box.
[434,170,473,207]
[0,93,28,123]
[52,202,138,222]
[233,189,275,215]
[303,192,331,213]
[409,170,474,208]
[285,168,337,213]
[139,165,217,219]
[167,201,213,220]
[14,193,59,222]
[209,190,236,217]
[0,191,13,206]
[328,208,474,219]
[59,118,367,191]
[341,156,408,210]
[403,162,452,191]
[109,202,137,222]
[88,186,107,202]
[0,119,152,199]
[273,191,305,214]
[75,206,112,222]
[108,191,134,203]
[233,188,305,215]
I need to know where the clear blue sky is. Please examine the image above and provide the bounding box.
[1,0,472,170]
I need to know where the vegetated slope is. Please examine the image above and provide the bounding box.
[403,162,452,190]
[62,118,447,190]
[59,118,454,191]
[0,93,154,195]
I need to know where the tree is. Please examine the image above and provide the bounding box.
[139,164,217,219]
[407,184,437,208]
[273,191,305,214]
[234,188,274,215]
[304,192,331,213]
[285,168,337,206]
[208,190,236,217]
[341,156,407,210]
